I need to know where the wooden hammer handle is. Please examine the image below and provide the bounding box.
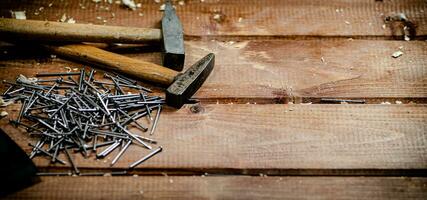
[0,18,161,44]
[45,44,178,85]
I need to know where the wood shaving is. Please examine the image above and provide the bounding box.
[79,3,86,9]
[392,51,403,58]
[178,1,185,6]
[213,13,223,22]
[0,111,8,117]
[16,74,38,85]
[93,0,102,3]
[159,4,165,11]
[122,0,137,10]
[10,11,26,20]
[67,18,76,24]
[60,13,67,22]
[154,0,161,3]
[0,97,14,107]
[395,100,403,104]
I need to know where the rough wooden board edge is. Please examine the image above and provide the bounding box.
[4,176,427,200]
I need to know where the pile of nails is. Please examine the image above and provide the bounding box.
[2,68,163,175]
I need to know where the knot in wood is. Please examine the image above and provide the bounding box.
[190,104,204,114]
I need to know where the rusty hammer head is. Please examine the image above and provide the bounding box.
[166,53,215,108]
[161,0,185,71]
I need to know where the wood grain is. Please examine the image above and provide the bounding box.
[2,104,426,175]
[46,44,177,85]
[1,39,426,102]
[0,0,426,38]
[4,176,427,200]
[0,18,162,43]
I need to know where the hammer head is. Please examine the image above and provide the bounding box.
[166,53,215,108]
[161,0,185,71]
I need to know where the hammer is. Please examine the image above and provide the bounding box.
[0,1,185,71]
[44,44,214,109]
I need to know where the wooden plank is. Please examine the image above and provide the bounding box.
[0,0,426,37]
[4,176,427,200]
[1,40,426,102]
[2,104,426,175]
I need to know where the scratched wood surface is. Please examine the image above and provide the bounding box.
[4,176,427,200]
[1,39,426,103]
[0,0,426,199]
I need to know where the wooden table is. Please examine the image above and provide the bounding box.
[0,0,426,199]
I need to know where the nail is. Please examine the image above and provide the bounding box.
[129,146,162,168]
[36,72,81,77]
[111,140,132,166]
[150,105,162,135]
[64,147,80,174]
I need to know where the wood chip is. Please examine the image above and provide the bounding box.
[122,0,137,10]
[10,11,26,20]
[392,51,403,58]
[60,14,67,22]
[0,111,8,117]
[67,18,76,24]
